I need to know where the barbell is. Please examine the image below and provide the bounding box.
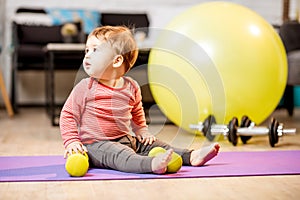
[189,115,296,147]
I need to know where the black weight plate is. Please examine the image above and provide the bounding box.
[240,115,252,144]
[273,119,279,144]
[202,115,216,141]
[240,115,251,127]
[269,118,279,147]
[268,118,275,147]
[228,117,239,146]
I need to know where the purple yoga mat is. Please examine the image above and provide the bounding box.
[0,150,300,182]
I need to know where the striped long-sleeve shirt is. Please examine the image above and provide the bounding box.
[60,76,148,148]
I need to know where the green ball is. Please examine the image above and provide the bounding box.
[65,152,89,177]
[148,147,183,173]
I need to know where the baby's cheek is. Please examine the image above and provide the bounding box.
[90,51,105,64]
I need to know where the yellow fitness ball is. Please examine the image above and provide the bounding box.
[148,147,183,173]
[65,152,89,177]
[148,2,287,132]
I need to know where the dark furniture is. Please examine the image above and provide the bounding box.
[45,43,85,125]
[101,13,150,36]
[11,7,153,125]
[11,10,83,112]
[279,21,300,116]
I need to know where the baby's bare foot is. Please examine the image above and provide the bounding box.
[190,143,220,166]
[151,149,173,174]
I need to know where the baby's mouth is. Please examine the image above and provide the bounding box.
[84,62,91,68]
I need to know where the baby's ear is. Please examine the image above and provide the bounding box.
[112,55,124,68]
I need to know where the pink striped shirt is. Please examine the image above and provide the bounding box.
[60,76,148,148]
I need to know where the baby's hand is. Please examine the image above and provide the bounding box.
[64,142,88,158]
[137,132,156,146]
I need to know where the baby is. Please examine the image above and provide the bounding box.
[60,25,220,174]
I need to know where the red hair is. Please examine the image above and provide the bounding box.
[88,26,138,72]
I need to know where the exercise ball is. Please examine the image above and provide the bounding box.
[148,1,287,132]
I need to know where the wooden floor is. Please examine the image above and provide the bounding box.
[0,107,299,199]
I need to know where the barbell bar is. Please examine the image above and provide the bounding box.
[189,115,296,147]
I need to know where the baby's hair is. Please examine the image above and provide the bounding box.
[88,25,138,72]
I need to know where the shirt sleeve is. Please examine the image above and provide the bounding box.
[129,79,148,135]
[59,79,87,148]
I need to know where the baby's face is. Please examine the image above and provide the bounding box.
[83,36,115,79]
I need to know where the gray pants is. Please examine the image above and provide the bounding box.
[86,134,192,173]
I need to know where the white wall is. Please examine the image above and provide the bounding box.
[1,0,299,105]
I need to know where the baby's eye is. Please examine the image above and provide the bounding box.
[85,47,101,54]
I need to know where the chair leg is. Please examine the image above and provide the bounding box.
[11,53,19,113]
[283,85,294,116]
[0,69,14,117]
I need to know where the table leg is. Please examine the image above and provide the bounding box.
[48,52,56,126]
